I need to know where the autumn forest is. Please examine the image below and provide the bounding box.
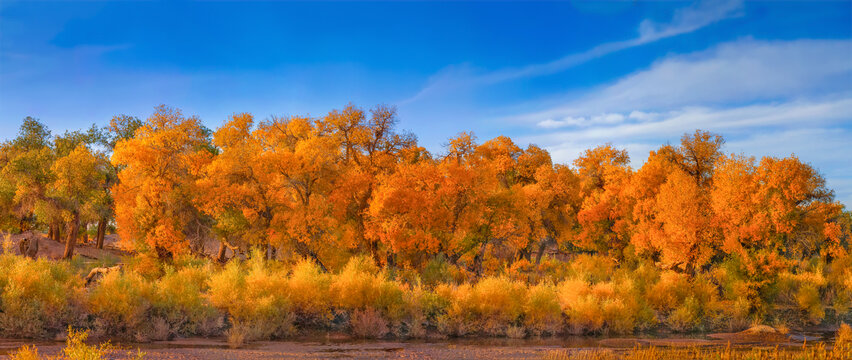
[0,104,850,346]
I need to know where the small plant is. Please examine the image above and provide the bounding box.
[350,309,389,338]
[8,345,39,360]
[10,327,145,360]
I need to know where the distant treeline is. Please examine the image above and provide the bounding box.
[1,104,848,274]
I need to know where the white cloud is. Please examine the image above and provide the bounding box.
[400,0,744,105]
[517,39,852,123]
[638,0,743,41]
[537,113,626,129]
[523,98,852,151]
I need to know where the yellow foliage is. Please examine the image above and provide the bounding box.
[87,270,155,332]
[207,258,292,339]
[0,255,83,337]
[524,283,563,335]
[330,256,407,322]
[286,258,332,321]
[153,265,218,335]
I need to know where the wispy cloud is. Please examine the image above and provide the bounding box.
[524,97,852,148]
[522,39,852,128]
[401,0,744,105]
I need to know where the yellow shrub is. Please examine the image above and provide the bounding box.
[207,258,293,340]
[87,270,156,334]
[437,277,527,336]
[646,271,690,313]
[473,277,527,335]
[8,345,38,360]
[557,276,650,334]
[330,257,407,322]
[667,296,702,332]
[556,277,589,309]
[124,254,163,280]
[153,265,219,336]
[524,283,563,335]
[0,255,84,338]
[286,258,331,321]
[796,283,825,324]
[436,283,474,336]
[569,254,616,283]
[568,295,604,334]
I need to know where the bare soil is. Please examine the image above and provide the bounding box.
[0,329,827,360]
[2,231,131,260]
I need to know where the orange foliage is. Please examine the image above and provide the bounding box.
[111,106,214,257]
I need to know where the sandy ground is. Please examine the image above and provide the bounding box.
[0,330,826,360]
[0,339,570,359]
[1,230,131,261]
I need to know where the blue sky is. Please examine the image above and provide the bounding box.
[1,1,850,205]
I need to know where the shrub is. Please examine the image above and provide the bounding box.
[435,277,528,336]
[207,256,293,341]
[506,325,526,339]
[0,255,84,338]
[9,327,146,360]
[524,283,563,335]
[667,296,702,332]
[796,283,825,324]
[557,277,644,335]
[152,265,219,336]
[646,271,719,332]
[286,258,332,323]
[8,346,38,360]
[87,270,156,338]
[568,254,616,283]
[421,255,454,286]
[330,256,407,322]
[473,277,527,335]
[350,309,389,338]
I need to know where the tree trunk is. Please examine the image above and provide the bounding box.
[81,223,88,244]
[96,218,107,249]
[48,225,54,241]
[216,241,228,263]
[534,236,555,265]
[52,222,62,242]
[295,241,327,272]
[96,219,106,249]
[63,212,79,260]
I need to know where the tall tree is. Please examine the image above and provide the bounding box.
[197,113,279,261]
[50,145,106,259]
[111,106,215,259]
[572,145,633,258]
[0,118,54,233]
